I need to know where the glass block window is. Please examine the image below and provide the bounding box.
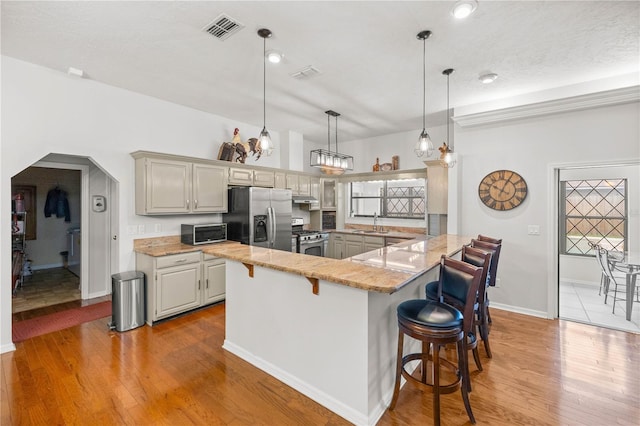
[560,179,627,255]
[350,179,425,220]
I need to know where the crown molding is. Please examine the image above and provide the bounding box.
[452,85,640,128]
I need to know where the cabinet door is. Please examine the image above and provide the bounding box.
[274,172,286,189]
[193,164,228,213]
[363,236,384,253]
[229,168,254,186]
[320,178,337,210]
[285,174,299,194]
[144,159,191,214]
[309,177,320,211]
[298,175,311,196]
[203,258,226,305]
[345,238,363,258]
[332,239,344,259]
[253,170,275,187]
[155,263,201,320]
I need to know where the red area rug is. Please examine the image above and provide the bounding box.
[12,301,112,342]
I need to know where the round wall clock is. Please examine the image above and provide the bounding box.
[478,169,528,211]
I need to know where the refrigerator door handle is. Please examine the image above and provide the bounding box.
[268,207,276,248]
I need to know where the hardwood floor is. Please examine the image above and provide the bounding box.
[2,305,639,425]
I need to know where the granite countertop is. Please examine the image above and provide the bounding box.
[134,234,471,294]
[329,229,421,239]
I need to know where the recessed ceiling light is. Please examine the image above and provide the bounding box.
[266,50,283,64]
[479,73,498,84]
[452,0,478,19]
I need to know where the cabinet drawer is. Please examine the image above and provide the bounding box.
[345,234,363,243]
[203,253,225,265]
[155,252,201,269]
[364,236,384,245]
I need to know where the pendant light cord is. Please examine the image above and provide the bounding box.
[327,113,331,152]
[263,36,266,128]
[335,115,338,152]
[447,72,450,148]
[422,37,426,131]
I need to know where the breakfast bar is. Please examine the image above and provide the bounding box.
[200,234,470,425]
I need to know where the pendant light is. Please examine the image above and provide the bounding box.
[415,30,434,157]
[441,68,456,168]
[309,110,353,174]
[257,28,274,156]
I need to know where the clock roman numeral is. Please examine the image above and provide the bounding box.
[516,187,527,193]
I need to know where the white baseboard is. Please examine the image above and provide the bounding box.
[560,278,599,287]
[31,263,64,271]
[223,339,368,426]
[490,303,548,319]
[86,290,110,300]
[1,343,16,354]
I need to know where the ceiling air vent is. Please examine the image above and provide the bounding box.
[290,66,322,80]
[202,14,244,41]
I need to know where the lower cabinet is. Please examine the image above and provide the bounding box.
[363,236,385,253]
[203,254,226,305]
[329,233,345,259]
[345,235,364,258]
[136,251,225,325]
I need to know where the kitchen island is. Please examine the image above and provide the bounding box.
[134,234,470,425]
[204,234,468,426]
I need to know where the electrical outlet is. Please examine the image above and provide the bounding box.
[154,223,161,233]
[138,225,145,234]
[127,225,137,235]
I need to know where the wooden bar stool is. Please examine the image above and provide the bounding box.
[425,245,492,373]
[470,238,501,358]
[389,256,484,426]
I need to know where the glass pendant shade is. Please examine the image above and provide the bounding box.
[259,127,273,156]
[415,129,434,157]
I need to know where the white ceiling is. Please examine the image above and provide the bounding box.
[2,1,639,145]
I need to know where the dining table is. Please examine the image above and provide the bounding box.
[617,251,640,321]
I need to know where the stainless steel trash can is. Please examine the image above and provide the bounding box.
[110,271,145,332]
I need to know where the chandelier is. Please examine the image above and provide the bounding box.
[310,110,354,174]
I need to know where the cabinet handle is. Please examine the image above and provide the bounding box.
[206,278,209,289]
[174,259,188,263]
[194,199,198,209]
[198,279,201,290]
[186,199,190,209]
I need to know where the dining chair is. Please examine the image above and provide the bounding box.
[601,248,638,313]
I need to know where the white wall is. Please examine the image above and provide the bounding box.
[455,101,639,316]
[1,56,287,351]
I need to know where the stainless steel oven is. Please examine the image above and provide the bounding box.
[298,236,326,257]
[292,217,329,257]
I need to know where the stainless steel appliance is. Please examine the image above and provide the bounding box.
[224,187,292,251]
[180,223,227,245]
[292,217,329,257]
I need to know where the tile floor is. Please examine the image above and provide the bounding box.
[12,267,80,314]
[559,280,640,333]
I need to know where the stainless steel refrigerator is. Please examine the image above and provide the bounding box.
[223,187,292,251]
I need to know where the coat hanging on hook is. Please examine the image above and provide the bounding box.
[44,186,70,222]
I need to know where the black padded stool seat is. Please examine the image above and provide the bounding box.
[390,256,483,426]
[398,299,462,328]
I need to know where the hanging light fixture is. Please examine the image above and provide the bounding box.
[415,30,434,158]
[257,28,274,156]
[309,110,354,174]
[440,68,456,168]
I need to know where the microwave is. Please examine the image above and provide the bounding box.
[181,223,227,245]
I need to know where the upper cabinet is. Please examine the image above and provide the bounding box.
[134,156,228,215]
[285,173,311,196]
[274,171,286,189]
[320,178,337,210]
[229,167,275,187]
